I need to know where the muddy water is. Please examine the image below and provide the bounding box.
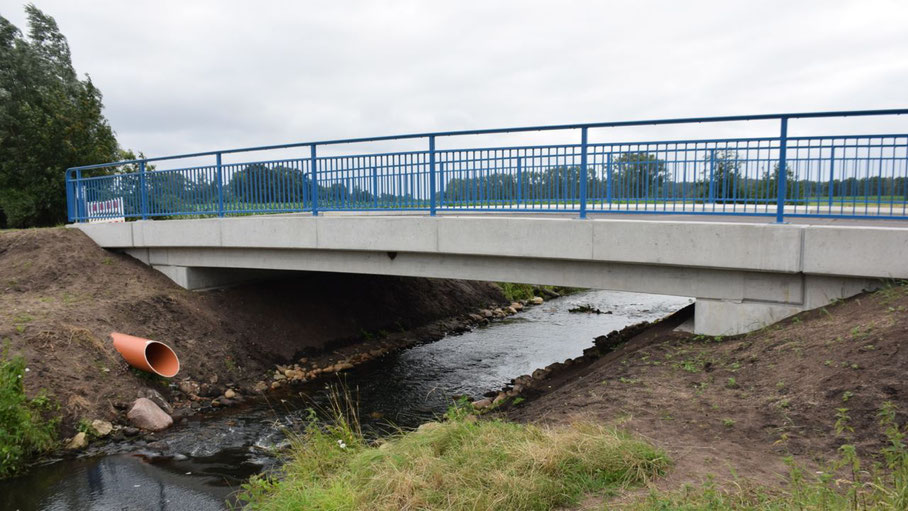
[1,290,691,511]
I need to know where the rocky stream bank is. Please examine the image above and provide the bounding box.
[0,227,514,468]
[53,296,558,457]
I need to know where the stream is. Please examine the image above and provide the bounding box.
[1,290,691,511]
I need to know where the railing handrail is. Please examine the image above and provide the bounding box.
[65,109,908,174]
[84,133,908,177]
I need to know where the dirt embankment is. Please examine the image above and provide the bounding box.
[0,228,506,434]
[503,283,908,492]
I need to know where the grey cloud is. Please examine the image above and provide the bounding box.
[3,0,906,160]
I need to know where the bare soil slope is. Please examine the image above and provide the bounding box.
[0,227,505,432]
[507,283,908,492]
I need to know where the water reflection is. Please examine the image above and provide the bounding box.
[3,454,231,511]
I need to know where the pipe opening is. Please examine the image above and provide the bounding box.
[144,341,180,378]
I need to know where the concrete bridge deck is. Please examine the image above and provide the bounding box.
[74,214,908,336]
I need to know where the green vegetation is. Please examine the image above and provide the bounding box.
[0,6,133,228]
[496,282,537,302]
[239,400,668,510]
[0,354,58,478]
[128,366,169,387]
[625,402,907,510]
[495,282,580,302]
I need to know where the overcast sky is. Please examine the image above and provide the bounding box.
[3,0,907,161]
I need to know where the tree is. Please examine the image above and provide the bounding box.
[612,152,667,199]
[763,163,802,200]
[227,163,310,205]
[0,5,120,227]
[705,150,743,201]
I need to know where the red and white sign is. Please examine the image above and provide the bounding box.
[87,197,125,223]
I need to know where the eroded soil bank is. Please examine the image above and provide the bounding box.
[0,227,506,437]
[499,283,908,501]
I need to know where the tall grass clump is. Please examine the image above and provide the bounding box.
[0,354,58,478]
[496,283,582,303]
[626,401,907,510]
[497,282,537,302]
[239,396,669,510]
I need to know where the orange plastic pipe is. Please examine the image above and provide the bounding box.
[111,332,180,378]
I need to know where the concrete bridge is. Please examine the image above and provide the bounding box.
[74,213,908,336]
[66,110,908,335]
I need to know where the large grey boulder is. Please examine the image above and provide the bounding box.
[127,398,173,431]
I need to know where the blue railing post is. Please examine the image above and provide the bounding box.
[776,117,789,223]
[579,127,588,218]
[828,145,836,209]
[139,160,149,220]
[606,152,613,207]
[429,135,437,216]
[215,153,224,217]
[310,144,318,216]
[708,149,716,205]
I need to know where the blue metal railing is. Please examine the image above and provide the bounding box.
[66,109,908,223]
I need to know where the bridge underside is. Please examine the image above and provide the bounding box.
[125,246,877,336]
[75,215,907,336]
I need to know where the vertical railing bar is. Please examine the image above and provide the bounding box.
[876,150,883,213]
[579,127,588,218]
[902,139,908,214]
[708,148,716,207]
[517,155,523,209]
[216,153,223,217]
[828,145,836,211]
[439,160,446,210]
[776,117,789,223]
[731,143,739,212]
[371,165,378,209]
[139,161,148,220]
[76,170,83,222]
[887,138,894,215]
[429,135,437,216]
[310,145,318,216]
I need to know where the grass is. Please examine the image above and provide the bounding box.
[623,402,908,510]
[497,282,538,302]
[0,353,58,478]
[238,398,669,511]
[625,452,907,511]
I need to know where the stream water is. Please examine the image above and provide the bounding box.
[1,290,691,511]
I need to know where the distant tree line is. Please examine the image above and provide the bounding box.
[439,151,908,204]
[89,163,420,216]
